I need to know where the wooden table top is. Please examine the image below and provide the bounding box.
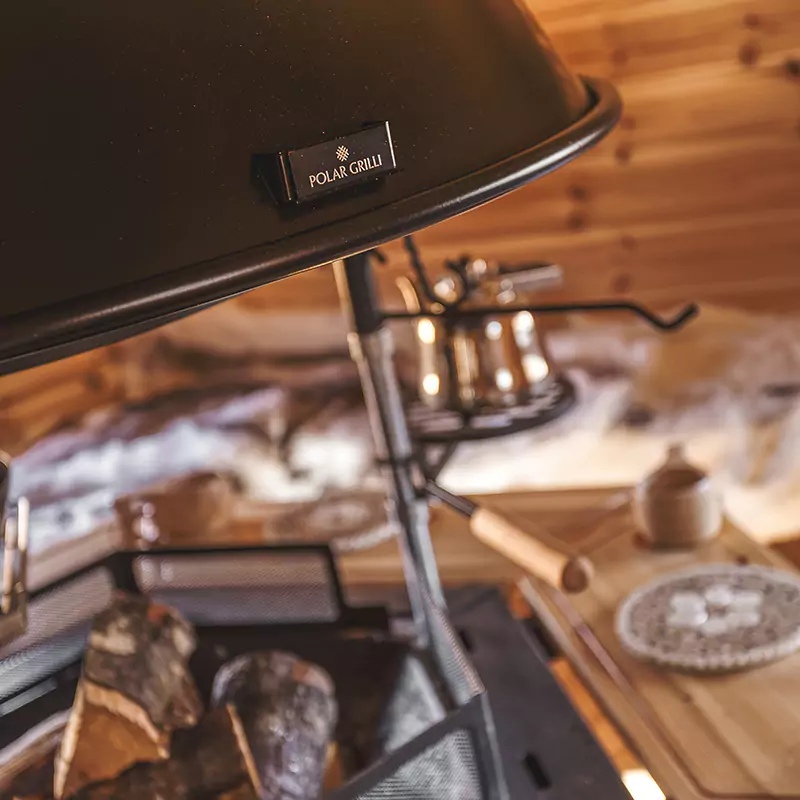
[509,487,800,800]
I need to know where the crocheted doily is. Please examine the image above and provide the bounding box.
[615,564,800,672]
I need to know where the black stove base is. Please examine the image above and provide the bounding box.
[448,587,629,800]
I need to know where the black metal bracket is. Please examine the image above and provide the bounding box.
[402,235,472,312]
[384,299,698,332]
[387,235,699,333]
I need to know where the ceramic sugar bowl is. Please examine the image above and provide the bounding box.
[634,444,722,548]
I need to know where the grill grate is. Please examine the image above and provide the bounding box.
[426,591,484,705]
[357,730,483,800]
[134,551,338,624]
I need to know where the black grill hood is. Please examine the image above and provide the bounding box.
[0,0,620,373]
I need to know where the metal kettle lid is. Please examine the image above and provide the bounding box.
[0,0,620,375]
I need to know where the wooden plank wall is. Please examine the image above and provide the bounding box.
[242,0,800,314]
[2,0,799,453]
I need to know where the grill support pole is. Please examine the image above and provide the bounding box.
[334,253,444,645]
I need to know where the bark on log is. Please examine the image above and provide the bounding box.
[53,594,201,799]
[71,707,257,800]
[163,671,204,730]
[212,651,338,800]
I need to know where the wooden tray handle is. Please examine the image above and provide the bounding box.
[470,507,593,593]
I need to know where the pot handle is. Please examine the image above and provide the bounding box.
[469,507,593,593]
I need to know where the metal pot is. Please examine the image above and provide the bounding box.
[399,260,562,413]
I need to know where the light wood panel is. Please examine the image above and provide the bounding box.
[535,0,800,78]
[231,206,800,316]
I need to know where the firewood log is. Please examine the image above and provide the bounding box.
[323,744,344,793]
[163,671,204,730]
[212,651,338,800]
[70,707,257,800]
[53,595,201,799]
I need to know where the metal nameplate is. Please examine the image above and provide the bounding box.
[279,122,396,203]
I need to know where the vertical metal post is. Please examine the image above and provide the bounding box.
[334,253,444,644]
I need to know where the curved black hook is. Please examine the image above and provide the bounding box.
[624,301,699,331]
[393,239,700,333]
[383,300,699,332]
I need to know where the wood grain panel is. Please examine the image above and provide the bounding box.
[610,63,800,143]
[399,139,799,240]
[2,0,800,450]
[406,208,800,296]
[533,0,800,78]
[231,206,800,316]
[523,489,800,799]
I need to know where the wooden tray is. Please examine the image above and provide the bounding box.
[520,488,800,800]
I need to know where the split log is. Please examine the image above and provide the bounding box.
[163,671,204,730]
[53,595,201,799]
[71,707,257,800]
[212,651,338,800]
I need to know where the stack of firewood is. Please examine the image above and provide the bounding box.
[8,596,338,800]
